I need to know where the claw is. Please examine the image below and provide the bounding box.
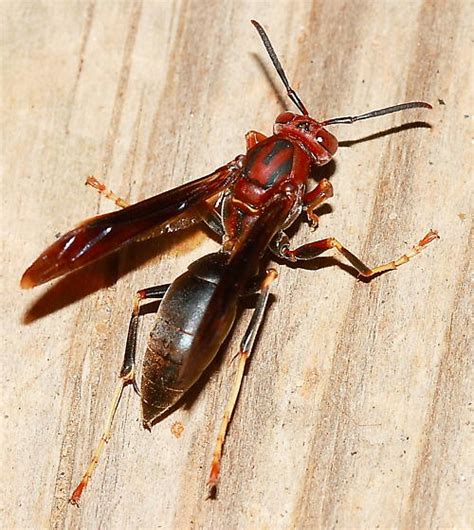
[132,377,141,396]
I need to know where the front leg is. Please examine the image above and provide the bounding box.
[245,130,267,150]
[273,230,439,279]
[303,178,334,229]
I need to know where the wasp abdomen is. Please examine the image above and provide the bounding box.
[140,254,239,428]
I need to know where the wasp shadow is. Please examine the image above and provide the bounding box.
[338,121,431,147]
[22,224,210,324]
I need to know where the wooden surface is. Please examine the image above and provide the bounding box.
[2,1,472,528]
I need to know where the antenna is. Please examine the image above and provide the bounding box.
[251,21,432,124]
[251,20,308,116]
[322,101,432,125]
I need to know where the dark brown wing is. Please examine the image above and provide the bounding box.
[21,162,242,288]
[176,191,295,387]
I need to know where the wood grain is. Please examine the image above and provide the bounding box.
[2,1,472,528]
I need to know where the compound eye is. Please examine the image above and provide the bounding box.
[317,129,338,156]
[275,112,295,124]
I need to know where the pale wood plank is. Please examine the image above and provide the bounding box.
[3,1,472,528]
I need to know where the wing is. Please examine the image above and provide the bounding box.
[21,161,243,288]
[176,191,294,387]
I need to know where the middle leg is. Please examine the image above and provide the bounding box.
[273,230,439,278]
[86,175,130,209]
[87,175,226,241]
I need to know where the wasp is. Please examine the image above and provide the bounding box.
[21,20,438,502]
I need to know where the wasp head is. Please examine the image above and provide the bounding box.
[274,112,338,165]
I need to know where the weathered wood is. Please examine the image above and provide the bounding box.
[3,1,472,528]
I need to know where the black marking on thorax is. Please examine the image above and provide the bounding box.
[245,139,294,190]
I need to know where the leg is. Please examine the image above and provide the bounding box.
[69,283,170,505]
[119,285,170,384]
[86,175,130,209]
[195,200,225,239]
[88,175,226,239]
[273,230,439,279]
[303,178,334,229]
[207,269,278,496]
[245,130,267,150]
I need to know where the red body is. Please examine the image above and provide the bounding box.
[223,115,338,253]
[20,113,338,288]
[20,19,435,504]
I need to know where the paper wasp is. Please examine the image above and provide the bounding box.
[21,20,437,502]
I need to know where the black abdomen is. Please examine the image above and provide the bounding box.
[140,253,238,427]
